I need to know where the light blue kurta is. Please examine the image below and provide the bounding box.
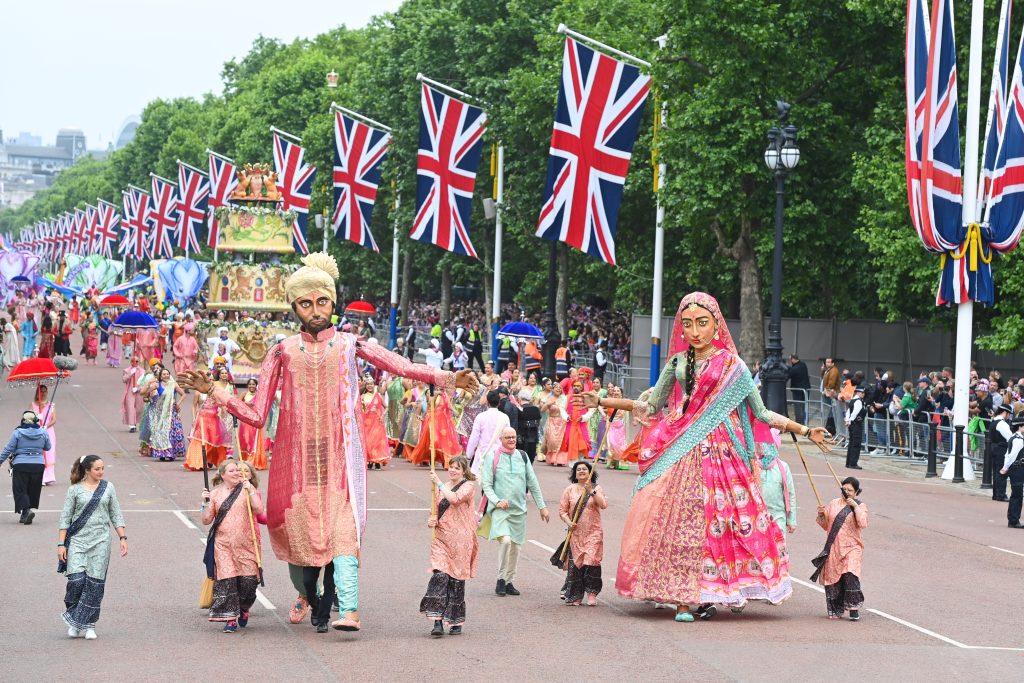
[760,459,797,537]
[58,483,126,580]
[480,450,547,544]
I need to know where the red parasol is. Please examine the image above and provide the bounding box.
[99,294,131,307]
[5,358,70,388]
[344,300,376,315]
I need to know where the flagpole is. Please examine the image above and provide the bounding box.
[953,0,986,484]
[556,24,652,68]
[269,126,302,143]
[330,103,393,132]
[415,73,485,105]
[389,193,401,350]
[650,35,668,387]
[491,144,504,364]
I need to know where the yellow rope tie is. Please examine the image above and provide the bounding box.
[940,222,992,272]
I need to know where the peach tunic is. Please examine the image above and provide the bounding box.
[559,484,605,567]
[816,498,869,585]
[430,481,479,581]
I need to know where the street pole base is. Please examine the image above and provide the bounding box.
[952,477,965,483]
[925,472,938,478]
[980,483,993,489]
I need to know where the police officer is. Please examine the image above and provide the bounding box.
[987,404,1013,502]
[466,323,486,372]
[999,415,1024,529]
[845,384,866,470]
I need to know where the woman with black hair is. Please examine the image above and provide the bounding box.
[557,459,608,606]
[57,455,128,639]
[814,476,869,621]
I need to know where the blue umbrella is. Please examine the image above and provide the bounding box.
[10,275,31,283]
[496,321,544,340]
[110,310,160,332]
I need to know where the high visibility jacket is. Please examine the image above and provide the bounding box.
[555,346,569,375]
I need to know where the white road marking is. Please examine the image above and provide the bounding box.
[255,590,275,610]
[173,510,197,530]
[528,539,555,552]
[792,577,1024,650]
[988,545,1024,558]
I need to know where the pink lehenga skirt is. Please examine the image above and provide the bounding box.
[616,422,791,608]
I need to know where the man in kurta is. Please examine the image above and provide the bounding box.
[465,390,510,476]
[180,252,477,633]
[480,427,549,596]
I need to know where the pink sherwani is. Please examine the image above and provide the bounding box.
[214,328,451,567]
[464,407,510,476]
[816,498,869,585]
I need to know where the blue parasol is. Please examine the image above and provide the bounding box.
[10,275,31,283]
[496,321,544,340]
[110,310,160,333]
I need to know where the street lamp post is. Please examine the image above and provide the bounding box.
[760,101,800,416]
[542,241,562,377]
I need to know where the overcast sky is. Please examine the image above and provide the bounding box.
[0,0,402,149]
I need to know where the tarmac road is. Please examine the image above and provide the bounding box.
[2,352,1023,682]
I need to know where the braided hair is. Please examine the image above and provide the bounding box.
[682,345,697,415]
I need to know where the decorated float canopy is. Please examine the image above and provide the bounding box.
[211,162,296,253]
[206,262,296,312]
[103,273,153,295]
[63,254,124,293]
[199,320,298,383]
[151,257,210,304]
[36,276,83,299]
[0,249,41,306]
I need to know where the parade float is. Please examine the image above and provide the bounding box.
[201,161,301,381]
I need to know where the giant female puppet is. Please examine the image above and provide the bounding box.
[180,253,477,633]
[578,292,830,622]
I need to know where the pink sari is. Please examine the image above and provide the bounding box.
[616,292,790,608]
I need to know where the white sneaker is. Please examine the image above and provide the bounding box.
[67,627,81,638]
[84,629,97,640]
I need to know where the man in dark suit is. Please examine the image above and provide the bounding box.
[787,354,811,426]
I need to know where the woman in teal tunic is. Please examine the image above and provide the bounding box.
[57,455,128,640]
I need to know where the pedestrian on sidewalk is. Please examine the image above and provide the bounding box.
[1,411,51,524]
[814,477,868,621]
[201,460,264,633]
[999,416,1024,529]
[58,455,128,640]
[479,427,549,597]
[420,456,479,636]
[556,460,607,606]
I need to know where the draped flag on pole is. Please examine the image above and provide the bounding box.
[207,151,238,250]
[121,187,151,260]
[149,175,178,259]
[332,108,390,252]
[535,36,652,266]
[410,83,487,257]
[272,131,316,255]
[176,162,210,254]
[984,16,1024,260]
[95,199,121,259]
[978,0,1013,215]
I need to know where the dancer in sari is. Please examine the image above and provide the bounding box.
[557,382,591,465]
[58,455,128,640]
[401,382,426,462]
[557,460,607,606]
[361,378,390,469]
[38,316,55,359]
[384,375,406,450]
[586,377,607,454]
[421,456,478,636]
[83,321,99,364]
[184,368,233,471]
[238,379,268,470]
[578,292,830,622]
[601,385,631,470]
[122,357,145,432]
[814,477,868,621]
[410,392,462,467]
[147,368,185,462]
[1,317,21,369]
[105,322,122,368]
[32,385,58,486]
[201,460,263,633]
[542,383,568,465]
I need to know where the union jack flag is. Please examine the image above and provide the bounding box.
[905,0,932,245]
[84,204,99,255]
[121,187,151,260]
[95,199,121,259]
[985,18,1024,260]
[273,132,316,255]
[207,151,237,250]
[535,37,651,266]
[978,0,1013,216]
[72,209,87,256]
[149,175,178,259]
[176,162,210,254]
[410,83,487,257]
[332,109,390,252]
